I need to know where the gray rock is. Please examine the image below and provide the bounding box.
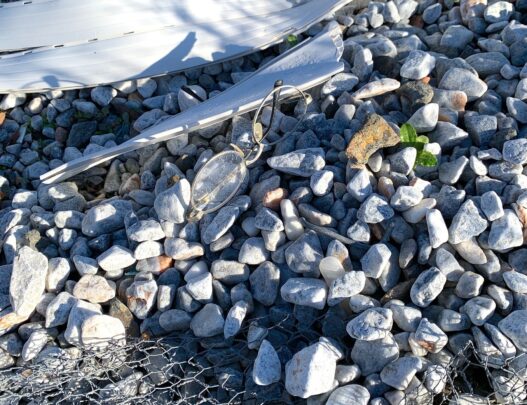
[502,138,527,165]
[64,299,102,346]
[422,3,442,23]
[390,186,423,211]
[407,103,439,132]
[414,318,448,353]
[280,278,327,310]
[238,237,269,265]
[154,179,191,224]
[410,267,446,307]
[506,97,527,123]
[310,170,334,196]
[164,238,204,260]
[326,384,370,405]
[448,200,488,244]
[380,357,421,390]
[46,257,71,293]
[267,148,325,177]
[10,246,48,317]
[429,122,469,151]
[158,309,191,331]
[498,310,527,351]
[82,200,132,237]
[357,194,394,224]
[185,272,213,303]
[190,303,224,337]
[439,156,468,185]
[390,305,422,332]
[97,246,136,271]
[503,271,527,294]
[126,278,158,319]
[45,292,77,328]
[487,209,523,250]
[466,52,510,77]
[481,191,504,221]
[253,339,281,386]
[456,271,485,298]
[351,333,399,377]
[438,309,471,332]
[202,205,240,244]
[347,169,373,202]
[81,314,125,349]
[328,271,366,306]
[335,364,361,385]
[127,219,165,242]
[462,296,496,326]
[285,342,338,398]
[322,73,359,96]
[484,1,513,22]
[389,148,417,175]
[346,308,393,341]
[255,208,284,232]
[439,68,487,101]
[400,50,436,80]
[361,243,391,278]
[224,300,249,339]
[72,255,98,276]
[285,231,323,276]
[426,209,449,249]
[440,25,474,50]
[249,261,280,306]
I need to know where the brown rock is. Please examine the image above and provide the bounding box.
[263,188,288,211]
[109,298,140,337]
[55,127,68,144]
[0,112,5,126]
[73,275,116,304]
[345,114,400,168]
[0,311,28,337]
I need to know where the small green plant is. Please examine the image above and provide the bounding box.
[286,34,299,46]
[399,123,438,168]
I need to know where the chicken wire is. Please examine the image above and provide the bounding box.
[0,313,526,405]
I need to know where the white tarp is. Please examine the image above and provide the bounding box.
[40,24,345,184]
[0,0,350,92]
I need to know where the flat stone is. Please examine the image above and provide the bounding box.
[9,246,48,317]
[345,114,400,168]
[407,103,439,132]
[185,272,213,303]
[390,186,423,211]
[481,191,504,221]
[190,303,224,337]
[346,308,393,341]
[253,339,281,386]
[73,275,116,304]
[285,342,338,398]
[202,205,240,244]
[238,237,269,265]
[280,278,327,310]
[448,200,488,244]
[164,238,204,260]
[410,267,446,307]
[224,300,249,339]
[352,78,400,100]
[255,208,284,232]
[127,219,165,242]
[322,73,359,96]
[347,169,373,203]
[267,148,325,177]
[502,138,527,165]
[498,310,527,351]
[466,52,510,77]
[81,314,125,349]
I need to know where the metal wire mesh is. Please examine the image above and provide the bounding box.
[1,310,526,405]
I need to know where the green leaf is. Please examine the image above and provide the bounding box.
[416,135,429,144]
[416,151,438,167]
[287,35,298,46]
[400,123,417,143]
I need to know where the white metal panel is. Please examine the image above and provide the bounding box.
[0,0,350,93]
[0,0,309,51]
[40,24,344,184]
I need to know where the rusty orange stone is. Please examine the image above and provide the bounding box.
[0,311,28,336]
[157,255,174,272]
[0,111,5,126]
[263,187,288,210]
[345,114,400,168]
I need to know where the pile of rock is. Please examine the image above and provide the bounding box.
[1,0,527,403]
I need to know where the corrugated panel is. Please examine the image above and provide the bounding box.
[40,24,344,184]
[0,0,350,92]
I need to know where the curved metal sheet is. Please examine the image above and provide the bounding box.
[0,0,309,51]
[0,0,350,93]
[40,24,344,184]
